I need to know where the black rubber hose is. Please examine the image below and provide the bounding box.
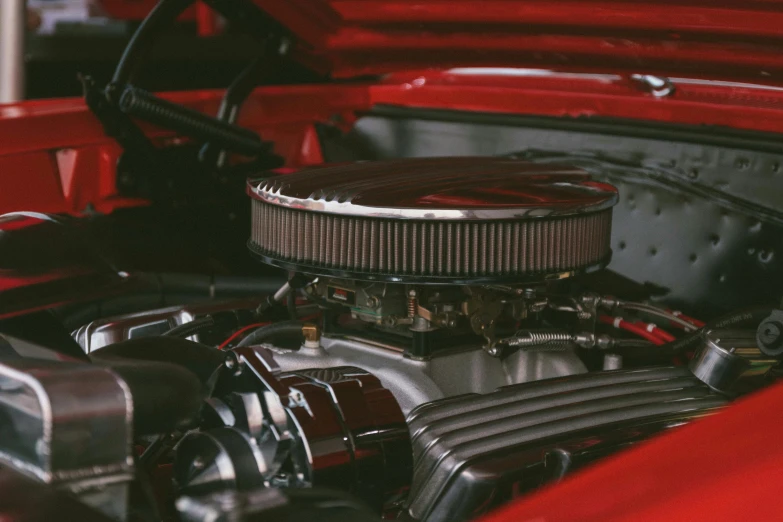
[201,54,266,168]
[608,339,671,365]
[90,336,225,392]
[235,320,304,348]
[287,291,298,320]
[665,306,776,355]
[111,0,195,87]
[614,339,657,349]
[91,358,203,435]
[55,272,285,330]
[162,316,215,338]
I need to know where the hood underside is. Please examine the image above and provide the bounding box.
[250,0,783,85]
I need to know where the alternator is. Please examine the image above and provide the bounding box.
[173,346,412,511]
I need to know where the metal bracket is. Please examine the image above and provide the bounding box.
[81,75,160,174]
[82,0,290,199]
[631,74,676,98]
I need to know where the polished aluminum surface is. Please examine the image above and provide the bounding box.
[405,366,727,522]
[248,157,618,220]
[689,329,774,393]
[177,489,288,522]
[72,298,263,353]
[174,427,268,497]
[193,347,411,510]
[266,335,586,414]
[0,347,134,520]
[603,353,624,370]
[279,366,412,508]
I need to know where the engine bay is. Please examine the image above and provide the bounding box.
[5,0,783,520]
[1,152,782,522]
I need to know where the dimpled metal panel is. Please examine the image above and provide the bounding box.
[248,158,617,282]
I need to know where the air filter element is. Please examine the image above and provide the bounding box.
[247,157,618,283]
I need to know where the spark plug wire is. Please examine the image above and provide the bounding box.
[219,322,270,350]
[667,309,705,328]
[631,320,676,343]
[599,315,669,346]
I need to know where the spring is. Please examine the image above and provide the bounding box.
[119,86,267,157]
[504,330,573,349]
[407,290,418,318]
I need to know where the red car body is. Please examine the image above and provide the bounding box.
[3,1,783,519]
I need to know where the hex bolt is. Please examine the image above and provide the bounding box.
[225,353,243,377]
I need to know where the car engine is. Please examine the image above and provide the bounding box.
[0,156,781,522]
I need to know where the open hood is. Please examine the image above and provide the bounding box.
[253,0,783,84]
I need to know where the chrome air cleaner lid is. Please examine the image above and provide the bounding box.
[247,157,618,283]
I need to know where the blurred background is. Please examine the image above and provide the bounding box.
[1,0,259,101]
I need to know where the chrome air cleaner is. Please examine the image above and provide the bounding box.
[247,157,618,283]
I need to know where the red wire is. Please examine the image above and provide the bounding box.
[218,322,269,350]
[599,315,666,346]
[632,320,676,343]
[617,321,667,346]
[217,314,322,350]
[667,309,706,328]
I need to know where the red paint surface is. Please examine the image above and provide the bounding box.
[195,2,220,37]
[272,1,783,83]
[480,379,783,522]
[370,71,783,133]
[7,73,783,215]
[598,315,667,345]
[7,74,783,214]
[323,0,783,82]
[98,0,338,47]
[0,85,369,215]
[97,1,783,83]
[333,0,783,36]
